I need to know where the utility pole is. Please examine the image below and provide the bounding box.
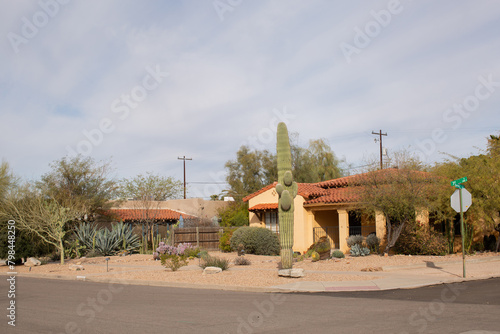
[372,130,387,169]
[178,156,192,199]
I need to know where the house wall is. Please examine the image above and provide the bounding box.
[248,188,279,228]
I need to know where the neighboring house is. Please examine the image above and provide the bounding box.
[243,171,430,254]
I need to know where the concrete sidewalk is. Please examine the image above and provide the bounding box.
[273,255,500,292]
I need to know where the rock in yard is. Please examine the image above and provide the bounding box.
[24,257,41,267]
[69,264,85,271]
[361,267,383,272]
[203,266,222,275]
[278,268,305,278]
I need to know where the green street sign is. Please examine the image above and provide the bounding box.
[451,176,468,186]
[454,184,465,189]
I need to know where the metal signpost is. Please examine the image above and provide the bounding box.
[450,177,471,278]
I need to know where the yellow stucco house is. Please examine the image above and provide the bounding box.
[243,173,392,254]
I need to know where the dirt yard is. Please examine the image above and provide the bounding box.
[2,251,499,288]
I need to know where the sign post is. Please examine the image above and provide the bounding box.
[450,177,471,278]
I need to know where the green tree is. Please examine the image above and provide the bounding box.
[434,134,500,252]
[225,138,343,198]
[39,156,119,221]
[217,202,249,227]
[120,172,183,250]
[357,153,442,254]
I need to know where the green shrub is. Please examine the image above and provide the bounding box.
[350,244,370,257]
[366,234,380,254]
[200,255,230,270]
[183,246,202,258]
[394,221,448,256]
[230,227,280,256]
[219,228,237,252]
[160,254,188,271]
[311,251,320,262]
[234,257,251,266]
[331,250,345,259]
[347,235,364,247]
[0,222,54,263]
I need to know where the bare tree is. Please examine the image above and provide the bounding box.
[120,172,183,250]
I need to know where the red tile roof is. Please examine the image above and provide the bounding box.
[304,187,360,205]
[105,209,195,221]
[248,203,278,211]
[243,182,327,202]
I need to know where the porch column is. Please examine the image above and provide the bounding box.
[375,210,387,250]
[338,209,349,253]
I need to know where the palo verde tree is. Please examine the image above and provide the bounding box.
[120,172,183,250]
[2,184,83,265]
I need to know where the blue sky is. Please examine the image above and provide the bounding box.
[1,0,499,199]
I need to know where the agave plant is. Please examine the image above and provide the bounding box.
[74,222,97,249]
[94,228,122,256]
[111,221,141,252]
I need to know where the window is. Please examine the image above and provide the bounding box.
[264,211,279,233]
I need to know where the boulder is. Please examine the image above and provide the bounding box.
[69,264,85,271]
[278,268,305,278]
[203,266,222,275]
[24,257,41,267]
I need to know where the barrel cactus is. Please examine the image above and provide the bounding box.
[276,122,298,269]
[311,251,320,262]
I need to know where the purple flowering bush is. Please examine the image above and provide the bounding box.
[155,242,196,271]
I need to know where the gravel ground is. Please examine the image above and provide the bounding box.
[1,252,498,288]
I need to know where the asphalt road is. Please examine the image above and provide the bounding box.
[0,276,499,334]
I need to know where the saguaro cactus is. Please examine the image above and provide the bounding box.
[276,122,298,269]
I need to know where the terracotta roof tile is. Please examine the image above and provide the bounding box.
[248,203,278,211]
[304,187,360,205]
[243,182,328,202]
[104,209,195,221]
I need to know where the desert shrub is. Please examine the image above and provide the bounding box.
[183,246,202,258]
[230,227,280,256]
[347,235,364,247]
[156,242,194,271]
[0,222,54,263]
[331,250,345,259]
[160,254,188,271]
[219,228,237,252]
[350,244,370,257]
[394,221,448,256]
[234,257,251,266]
[366,234,380,254]
[200,255,230,270]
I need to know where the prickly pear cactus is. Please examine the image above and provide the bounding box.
[276,122,298,269]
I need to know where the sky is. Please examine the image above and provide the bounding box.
[1,0,499,199]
